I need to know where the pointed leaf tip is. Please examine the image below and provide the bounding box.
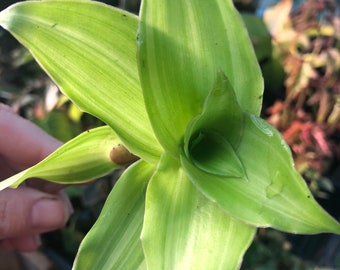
[183,113,340,234]
[183,72,246,178]
[138,0,263,155]
[0,126,120,190]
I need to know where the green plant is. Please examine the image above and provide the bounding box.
[0,0,339,269]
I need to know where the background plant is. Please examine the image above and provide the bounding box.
[263,0,340,198]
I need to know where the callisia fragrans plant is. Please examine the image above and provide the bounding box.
[0,0,339,269]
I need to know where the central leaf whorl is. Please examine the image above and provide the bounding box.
[181,72,246,178]
[186,130,245,177]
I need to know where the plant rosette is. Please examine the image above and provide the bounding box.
[0,1,339,269]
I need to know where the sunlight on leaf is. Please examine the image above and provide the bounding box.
[74,160,155,270]
[138,0,263,155]
[0,1,339,270]
[142,154,256,270]
[0,1,162,163]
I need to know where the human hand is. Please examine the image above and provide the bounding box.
[0,103,73,252]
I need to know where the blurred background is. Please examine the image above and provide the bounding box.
[0,0,339,269]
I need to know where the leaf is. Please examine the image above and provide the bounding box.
[74,160,155,270]
[241,14,272,62]
[181,114,340,234]
[138,0,263,155]
[183,72,246,177]
[185,71,244,148]
[186,131,245,177]
[142,154,256,270]
[0,126,119,190]
[0,1,162,163]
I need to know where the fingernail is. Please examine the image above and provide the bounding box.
[60,191,74,216]
[31,197,70,230]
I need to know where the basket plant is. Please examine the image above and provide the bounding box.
[0,0,339,269]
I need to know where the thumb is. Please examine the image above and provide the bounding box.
[0,187,73,239]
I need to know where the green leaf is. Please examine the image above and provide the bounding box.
[74,160,155,270]
[183,72,246,177]
[142,154,256,270]
[185,71,244,148]
[242,14,272,62]
[0,1,162,163]
[138,0,263,155]
[186,131,245,177]
[181,114,340,234]
[0,126,119,190]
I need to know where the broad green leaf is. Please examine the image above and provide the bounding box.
[74,160,155,270]
[0,126,119,190]
[142,154,256,270]
[0,1,162,163]
[181,114,340,234]
[138,0,263,155]
[183,72,246,177]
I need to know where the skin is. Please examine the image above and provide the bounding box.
[0,103,73,252]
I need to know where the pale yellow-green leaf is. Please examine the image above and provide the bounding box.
[138,0,263,155]
[0,1,162,163]
[0,126,119,190]
[74,160,155,270]
[181,114,340,234]
[142,154,256,270]
[183,72,246,177]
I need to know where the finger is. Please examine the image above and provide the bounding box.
[0,155,16,180]
[26,179,67,194]
[0,103,62,172]
[0,234,42,252]
[0,103,65,193]
[0,187,73,239]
